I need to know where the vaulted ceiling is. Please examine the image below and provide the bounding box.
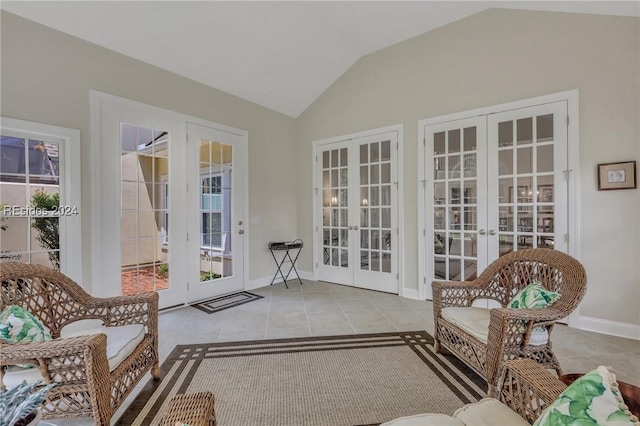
[2,1,638,117]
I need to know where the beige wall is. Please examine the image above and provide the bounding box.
[1,11,298,288]
[296,9,640,326]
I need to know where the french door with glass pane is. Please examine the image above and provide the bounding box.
[421,101,568,299]
[93,93,246,309]
[186,123,245,302]
[315,131,399,293]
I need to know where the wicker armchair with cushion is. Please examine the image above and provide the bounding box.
[432,248,587,396]
[384,359,639,425]
[0,262,160,425]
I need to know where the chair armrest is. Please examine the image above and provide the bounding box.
[499,359,566,424]
[1,334,113,424]
[85,291,159,329]
[432,280,484,310]
[1,334,110,387]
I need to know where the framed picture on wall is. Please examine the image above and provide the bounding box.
[597,161,637,190]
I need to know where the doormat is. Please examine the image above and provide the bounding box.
[190,291,264,314]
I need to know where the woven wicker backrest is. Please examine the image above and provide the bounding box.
[0,262,93,338]
[475,248,587,312]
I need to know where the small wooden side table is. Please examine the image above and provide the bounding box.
[160,391,216,426]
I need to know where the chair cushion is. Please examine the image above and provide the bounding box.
[380,399,529,425]
[380,413,465,425]
[0,305,52,344]
[441,306,550,346]
[441,307,491,343]
[60,319,146,370]
[3,322,146,388]
[454,398,530,426]
[534,366,639,426]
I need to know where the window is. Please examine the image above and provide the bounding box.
[201,174,224,250]
[0,118,82,281]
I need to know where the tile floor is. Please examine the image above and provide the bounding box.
[49,279,640,425]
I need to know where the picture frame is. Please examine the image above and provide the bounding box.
[537,185,554,203]
[597,161,637,190]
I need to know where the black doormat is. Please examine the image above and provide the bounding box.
[190,291,264,314]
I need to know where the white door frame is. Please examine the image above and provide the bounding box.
[312,124,405,295]
[417,90,580,324]
[90,91,249,307]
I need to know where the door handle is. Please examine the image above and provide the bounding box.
[348,226,353,230]
[353,226,359,230]
[238,229,244,234]
[488,229,496,235]
[479,229,486,235]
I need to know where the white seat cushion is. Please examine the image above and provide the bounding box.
[3,322,146,388]
[441,307,491,343]
[103,324,145,371]
[441,307,549,346]
[381,399,529,426]
[381,413,465,426]
[454,398,530,426]
[61,319,146,370]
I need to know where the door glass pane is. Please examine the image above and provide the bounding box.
[517,118,533,144]
[536,114,554,142]
[463,127,476,151]
[497,113,557,256]
[120,125,169,294]
[357,139,393,276]
[199,139,233,281]
[323,147,348,271]
[430,123,478,282]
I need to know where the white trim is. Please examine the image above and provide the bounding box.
[0,117,82,283]
[245,270,313,291]
[312,124,404,294]
[417,90,580,301]
[402,288,420,300]
[578,316,640,340]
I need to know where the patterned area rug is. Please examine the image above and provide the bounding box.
[117,331,486,426]
[190,291,264,314]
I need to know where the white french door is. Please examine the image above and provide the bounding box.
[315,130,399,293]
[186,123,245,302]
[92,93,247,309]
[421,100,570,300]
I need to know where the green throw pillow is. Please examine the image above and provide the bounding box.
[509,281,560,309]
[534,366,639,426]
[0,304,52,344]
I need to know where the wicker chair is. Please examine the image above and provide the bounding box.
[432,248,587,396]
[0,262,160,425]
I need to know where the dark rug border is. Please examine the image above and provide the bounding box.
[190,291,264,314]
[117,330,486,426]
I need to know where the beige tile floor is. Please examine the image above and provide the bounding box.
[50,279,640,425]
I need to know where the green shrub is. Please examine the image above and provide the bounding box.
[200,271,221,282]
[31,190,60,270]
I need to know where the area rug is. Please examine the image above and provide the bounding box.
[190,291,264,314]
[117,331,486,426]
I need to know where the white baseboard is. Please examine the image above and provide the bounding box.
[245,271,313,291]
[578,316,640,340]
[402,288,420,300]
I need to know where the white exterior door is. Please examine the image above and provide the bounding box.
[186,123,245,302]
[421,100,569,300]
[315,131,399,293]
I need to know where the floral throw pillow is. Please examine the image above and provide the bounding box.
[509,281,560,309]
[534,366,639,426]
[0,304,53,344]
